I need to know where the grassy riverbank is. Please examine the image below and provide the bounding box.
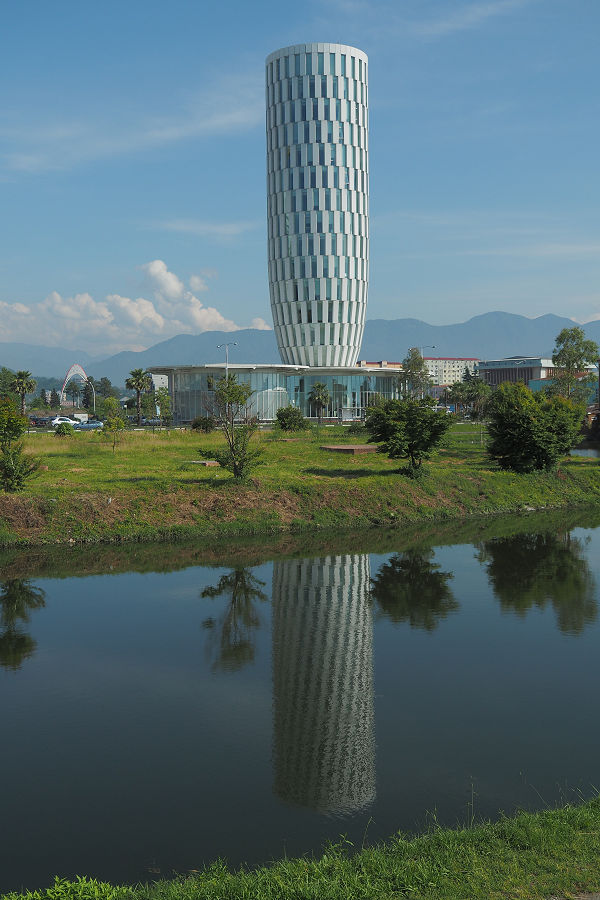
[4,798,600,899]
[1,424,598,546]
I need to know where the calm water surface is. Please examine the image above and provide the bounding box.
[2,514,600,892]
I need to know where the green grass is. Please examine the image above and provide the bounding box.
[2,423,598,546]
[4,798,600,899]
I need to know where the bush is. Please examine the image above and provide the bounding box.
[275,405,308,431]
[0,397,38,492]
[347,421,366,436]
[54,422,75,437]
[487,382,584,472]
[192,415,216,433]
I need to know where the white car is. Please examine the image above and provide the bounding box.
[51,416,77,427]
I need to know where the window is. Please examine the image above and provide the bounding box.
[305,52,312,75]
[318,52,324,75]
[294,54,301,76]
[330,52,335,74]
[341,54,346,76]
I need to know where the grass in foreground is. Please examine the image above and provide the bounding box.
[1,423,598,546]
[4,798,600,900]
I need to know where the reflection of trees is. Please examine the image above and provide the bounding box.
[0,579,46,671]
[477,532,597,635]
[370,550,457,630]
[201,568,267,672]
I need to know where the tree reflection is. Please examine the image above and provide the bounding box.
[370,550,457,630]
[0,579,46,671]
[478,532,597,634]
[201,568,267,671]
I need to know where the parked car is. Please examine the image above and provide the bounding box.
[74,420,104,430]
[141,417,162,426]
[28,416,52,427]
[51,416,78,427]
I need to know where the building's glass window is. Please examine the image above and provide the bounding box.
[294,53,301,76]
[341,54,346,76]
[318,52,324,74]
[305,52,312,75]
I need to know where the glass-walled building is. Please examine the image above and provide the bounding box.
[266,43,369,367]
[150,363,400,423]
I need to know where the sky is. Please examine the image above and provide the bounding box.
[1,0,599,355]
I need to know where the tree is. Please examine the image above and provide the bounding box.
[0,397,38,492]
[370,550,457,630]
[200,568,267,671]
[365,397,452,477]
[50,388,61,409]
[155,386,172,426]
[477,530,596,635]
[548,327,599,402]
[98,377,114,398]
[102,397,125,453]
[82,380,95,410]
[125,368,153,426]
[275,405,308,431]
[66,381,80,407]
[308,381,330,424]
[0,579,46,670]
[447,378,490,419]
[398,348,431,399]
[10,370,36,416]
[200,374,262,479]
[486,381,584,473]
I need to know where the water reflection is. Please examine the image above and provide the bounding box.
[0,579,46,671]
[201,568,267,671]
[478,532,597,634]
[272,554,375,816]
[370,549,457,630]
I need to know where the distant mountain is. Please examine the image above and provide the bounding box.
[359,312,600,361]
[2,313,599,385]
[0,342,99,378]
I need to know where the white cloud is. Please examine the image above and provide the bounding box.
[409,0,535,39]
[142,259,185,300]
[159,219,260,239]
[251,317,272,331]
[0,71,263,175]
[0,260,252,353]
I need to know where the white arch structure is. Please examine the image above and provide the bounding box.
[61,363,90,405]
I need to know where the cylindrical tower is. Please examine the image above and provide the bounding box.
[266,43,369,367]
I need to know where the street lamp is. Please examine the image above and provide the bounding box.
[217,341,238,380]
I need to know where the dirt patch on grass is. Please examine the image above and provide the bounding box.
[0,495,49,537]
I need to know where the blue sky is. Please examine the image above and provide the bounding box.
[1,0,599,354]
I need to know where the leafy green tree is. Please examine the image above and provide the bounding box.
[200,568,267,671]
[0,367,17,399]
[478,530,596,635]
[200,374,262,479]
[548,327,599,402]
[10,370,36,416]
[82,380,95,410]
[447,378,490,419]
[66,381,80,407]
[275,405,308,431]
[102,396,126,452]
[141,392,156,421]
[125,368,153,426]
[0,397,38,492]
[98,377,114,398]
[0,579,46,670]
[370,549,457,630]
[50,388,61,409]
[398,348,431,399]
[486,382,584,473]
[192,415,216,433]
[54,422,75,437]
[308,381,330,424]
[155,386,172,426]
[365,397,452,477]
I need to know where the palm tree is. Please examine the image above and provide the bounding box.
[308,381,330,424]
[10,371,36,416]
[125,368,153,425]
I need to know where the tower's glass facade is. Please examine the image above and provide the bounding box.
[266,43,369,367]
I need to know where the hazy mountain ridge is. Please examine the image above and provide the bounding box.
[1,313,599,385]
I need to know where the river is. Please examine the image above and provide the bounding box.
[2,509,600,892]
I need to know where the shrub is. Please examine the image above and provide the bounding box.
[192,415,216,433]
[275,405,308,431]
[347,421,366,436]
[54,422,75,437]
[0,397,38,492]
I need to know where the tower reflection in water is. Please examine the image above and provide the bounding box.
[272,554,375,816]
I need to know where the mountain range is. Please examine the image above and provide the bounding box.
[1,312,599,385]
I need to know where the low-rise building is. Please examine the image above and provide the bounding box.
[424,357,479,385]
[478,357,556,387]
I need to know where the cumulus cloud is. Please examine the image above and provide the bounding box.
[0,259,266,354]
[251,317,272,331]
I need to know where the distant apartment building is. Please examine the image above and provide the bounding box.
[424,357,479,386]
